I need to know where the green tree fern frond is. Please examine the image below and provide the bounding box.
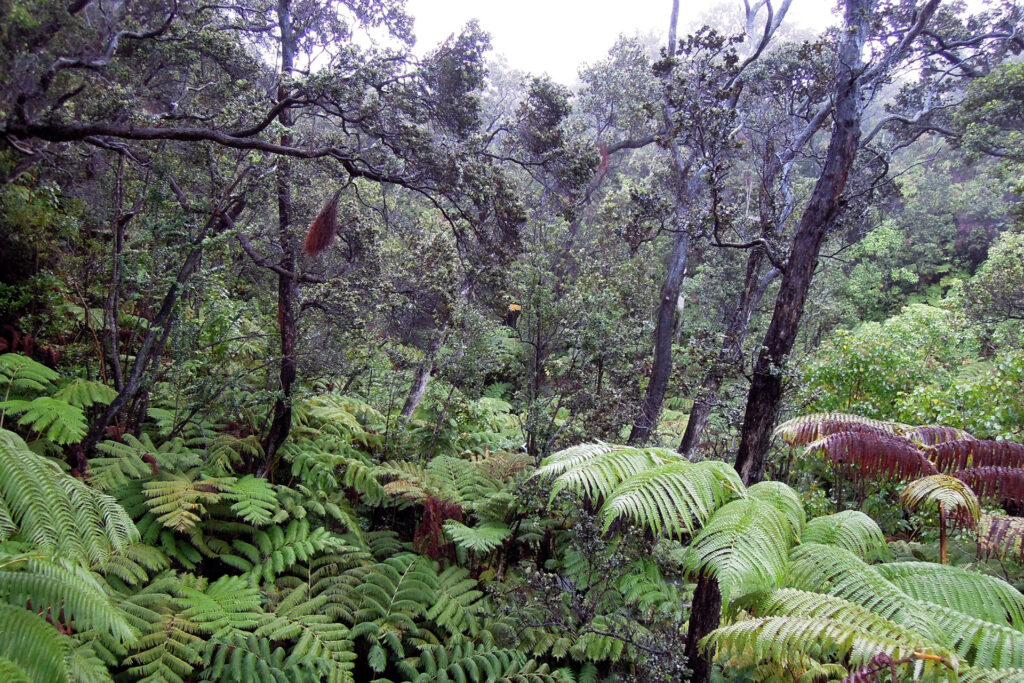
[222,519,348,583]
[900,474,982,527]
[142,472,235,532]
[0,429,138,565]
[960,667,1024,682]
[53,379,118,409]
[536,444,681,503]
[443,520,510,554]
[746,480,806,536]
[801,511,890,562]
[0,602,72,683]
[0,552,135,643]
[598,460,745,537]
[876,562,1024,631]
[124,612,204,683]
[427,565,484,638]
[225,476,279,527]
[0,397,86,445]
[701,615,956,679]
[683,498,793,601]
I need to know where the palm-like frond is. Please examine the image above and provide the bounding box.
[900,474,982,528]
[598,460,745,537]
[701,615,955,678]
[954,467,1024,508]
[978,514,1024,561]
[0,603,72,683]
[53,379,117,409]
[931,440,1024,473]
[443,520,510,553]
[960,667,1024,682]
[806,432,938,482]
[0,397,86,445]
[801,511,890,562]
[142,472,235,532]
[747,480,806,535]
[0,553,135,643]
[683,498,793,601]
[0,429,138,565]
[923,602,1024,669]
[907,425,975,446]
[876,563,1024,630]
[0,353,59,395]
[534,443,681,502]
[225,475,280,527]
[774,413,903,446]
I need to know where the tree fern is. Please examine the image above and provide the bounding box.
[0,602,72,683]
[806,431,938,482]
[774,413,903,446]
[598,460,745,536]
[201,632,323,683]
[931,440,1024,473]
[0,429,138,564]
[142,471,235,532]
[876,562,1024,631]
[701,615,956,680]
[978,514,1024,561]
[0,397,86,445]
[226,475,280,527]
[0,552,135,643]
[901,474,982,563]
[53,378,118,409]
[922,601,1024,669]
[124,612,205,683]
[801,510,890,562]
[0,353,60,397]
[683,498,793,601]
[954,467,1024,508]
[427,565,484,637]
[535,443,682,502]
[747,480,806,535]
[444,520,511,554]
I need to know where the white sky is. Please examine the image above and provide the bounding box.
[406,0,840,84]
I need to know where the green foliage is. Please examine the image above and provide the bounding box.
[443,520,510,554]
[800,511,889,562]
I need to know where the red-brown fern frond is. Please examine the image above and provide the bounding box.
[775,412,902,446]
[953,466,1024,507]
[930,439,1024,473]
[413,496,463,560]
[906,425,975,446]
[978,513,1024,561]
[304,191,340,256]
[807,432,937,482]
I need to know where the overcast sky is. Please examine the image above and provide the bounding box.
[405,0,840,84]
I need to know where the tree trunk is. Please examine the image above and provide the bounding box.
[678,256,779,458]
[259,0,299,475]
[628,229,688,445]
[733,0,872,486]
[684,574,722,682]
[400,335,443,420]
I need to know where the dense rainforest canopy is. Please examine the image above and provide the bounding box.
[2,0,1024,680]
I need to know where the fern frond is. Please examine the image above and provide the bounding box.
[900,474,981,528]
[787,543,945,644]
[801,511,890,562]
[0,553,135,643]
[599,460,745,537]
[0,603,71,683]
[53,379,117,409]
[0,397,86,444]
[683,498,793,601]
[176,575,264,637]
[922,601,1024,669]
[955,468,1024,508]
[876,562,1024,630]
[225,475,279,526]
[701,615,955,677]
[0,353,59,394]
[0,429,139,564]
[443,521,510,554]
[535,443,680,501]
[807,432,937,482]
[960,667,1024,682]
[978,514,1024,561]
[931,440,1024,473]
[201,632,321,683]
[142,472,234,531]
[747,480,806,535]
[774,413,903,446]
[124,612,204,683]
[427,565,484,637]
[222,519,348,583]
[907,425,975,446]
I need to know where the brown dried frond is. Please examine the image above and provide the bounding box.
[304,191,340,256]
[807,432,937,482]
[930,439,1024,473]
[906,425,975,446]
[774,412,902,446]
[978,513,1024,561]
[953,467,1024,507]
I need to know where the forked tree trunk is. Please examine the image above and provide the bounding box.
[400,335,443,420]
[733,0,873,487]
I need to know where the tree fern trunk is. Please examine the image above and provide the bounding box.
[685,574,722,682]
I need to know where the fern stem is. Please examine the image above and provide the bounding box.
[939,503,948,565]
